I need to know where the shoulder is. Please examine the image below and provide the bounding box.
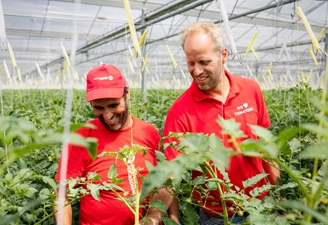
[75,119,99,137]
[168,88,192,113]
[132,117,159,132]
[233,74,260,87]
[230,74,262,94]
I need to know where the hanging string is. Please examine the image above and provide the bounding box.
[0,0,7,50]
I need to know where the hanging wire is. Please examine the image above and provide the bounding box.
[290,0,301,19]
[0,0,7,50]
[214,0,241,63]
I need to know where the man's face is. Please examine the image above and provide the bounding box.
[91,93,129,131]
[183,33,227,91]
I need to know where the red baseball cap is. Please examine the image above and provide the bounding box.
[86,64,126,102]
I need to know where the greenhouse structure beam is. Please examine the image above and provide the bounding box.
[36,0,312,70]
[34,0,212,72]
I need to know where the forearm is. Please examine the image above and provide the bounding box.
[263,159,280,184]
[54,202,72,225]
[146,188,174,224]
[167,197,179,223]
[54,187,72,225]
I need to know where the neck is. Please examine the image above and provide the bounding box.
[125,115,133,129]
[205,73,230,103]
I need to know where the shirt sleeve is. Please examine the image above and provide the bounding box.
[162,110,187,160]
[255,84,271,128]
[55,129,91,183]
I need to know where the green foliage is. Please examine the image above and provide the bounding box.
[1,84,328,224]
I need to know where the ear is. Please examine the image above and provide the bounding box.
[222,48,228,64]
[126,87,130,101]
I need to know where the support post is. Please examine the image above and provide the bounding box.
[141,9,147,102]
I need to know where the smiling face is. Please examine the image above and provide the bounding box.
[91,90,130,131]
[183,32,228,91]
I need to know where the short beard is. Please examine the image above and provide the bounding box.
[99,100,129,132]
[195,71,220,91]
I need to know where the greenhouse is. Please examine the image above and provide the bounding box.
[1,0,328,224]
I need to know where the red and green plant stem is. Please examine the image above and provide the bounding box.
[204,161,229,225]
[130,162,140,225]
[111,189,136,215]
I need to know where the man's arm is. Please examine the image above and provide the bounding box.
[54,186,72,225]
[167,197,179,222]
[143,188,174,225]
[262,159,280,185]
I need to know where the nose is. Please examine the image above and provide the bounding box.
[193,64,203,76]
[102,108,114,121]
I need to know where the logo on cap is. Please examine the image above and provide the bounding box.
[93,75,114,81]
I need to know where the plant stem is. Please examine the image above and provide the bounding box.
[275,159,311,201]
[132,163,140,225]
[204,161,229,225]
[111,189,136,215]
[312,161,328,208]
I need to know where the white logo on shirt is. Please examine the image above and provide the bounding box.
[234,103,253,116]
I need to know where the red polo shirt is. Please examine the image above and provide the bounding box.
[56,117,160,225]
[163,70,270,216]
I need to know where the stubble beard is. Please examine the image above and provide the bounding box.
[196,70,221,91]
[100,101,129,132]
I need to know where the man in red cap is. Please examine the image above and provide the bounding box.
[54,64,173,225]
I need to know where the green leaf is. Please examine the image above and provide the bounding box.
[162,216,179,225]
[278,200,328,224]
[193,176,206,186]
[287,138,301,154]
[0,141,63,175]
[206,135,229,168]
[179,201,199,225]
[274,182,298,192]
[55,123,96,133]
[277,127,303,147]
[243,173,268,189]
[249,183,272,198]
[240,138,262,151]
[87,183,102,201]
[103,182,126,193]
[145,160,155,172]
[41,175,57,191]
[0,200,42,225]
[149,199,167,213]
[107,164,123,184]
[221,192,245,201]
[68,134,98,160]
[87,172,101,181]
[108,164,117,180]
[317,161,328,177]
[155,150,166,162]
[249,125,274,142]
[302,123,328,138]
[18,168,32,179]
[301,141,328,159]
[141,155,198,200]
[180,134,208,154]
[206,151,229,169]
[39,188,50,200]
[218,117,246,139]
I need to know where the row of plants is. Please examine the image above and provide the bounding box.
[0,83,327,224]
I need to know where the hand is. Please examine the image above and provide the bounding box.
[140,217,160,225]
[140,208,162,225]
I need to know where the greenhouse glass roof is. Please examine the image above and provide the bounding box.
[1,0,328,89]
